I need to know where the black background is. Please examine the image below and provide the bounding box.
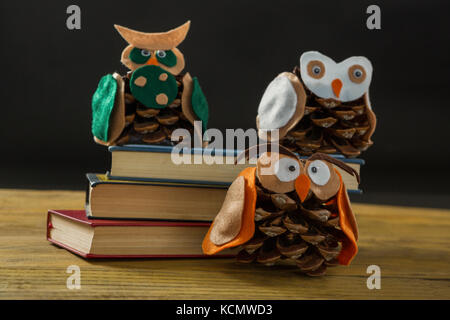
[1,1,449,207]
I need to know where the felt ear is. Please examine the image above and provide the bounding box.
[202,167,257,255]
[335,171,359,265]
[92,73,125,146]
[114,21,190,51]
[257,72,306,141]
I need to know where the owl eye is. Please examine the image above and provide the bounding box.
[353,69,362,78]
[274,158,301,182]
[156,50,166,58]
[307,60,325,79]
[348,64,366,84]
[155,50,177,67]
[129,47,151,64]
[307,160,330,186]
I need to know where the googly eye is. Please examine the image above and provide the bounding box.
[141,49,151,57]
[307,160,330,186]
[156,50,166,58]
[353,68,363,78]
[275,158,301,182]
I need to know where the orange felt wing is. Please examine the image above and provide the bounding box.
[335,170,359,265]
[202,167,257,255]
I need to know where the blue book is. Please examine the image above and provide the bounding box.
[107,144,364,193]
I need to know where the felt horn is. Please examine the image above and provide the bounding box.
[235,143,299,164]
[114,21,191,50]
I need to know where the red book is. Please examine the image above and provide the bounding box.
[47,210,236,258]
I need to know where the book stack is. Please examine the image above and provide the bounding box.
[47,144,363,258]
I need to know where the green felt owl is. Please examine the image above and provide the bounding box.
[91,21,209,146]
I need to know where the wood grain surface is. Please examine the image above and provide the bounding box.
[0,189,449,299]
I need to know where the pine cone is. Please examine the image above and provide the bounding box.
[280,67,374,158]
[236,181,347,276]
[114,73,195,146]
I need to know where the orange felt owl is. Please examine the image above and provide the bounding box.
[202,145,359,276]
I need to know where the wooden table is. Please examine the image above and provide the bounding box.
[0,189,448,299]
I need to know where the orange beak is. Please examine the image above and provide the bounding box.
[146,55,159,66]
[295,173,311,203]
[331,78,343,98]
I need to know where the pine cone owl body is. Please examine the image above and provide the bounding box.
[257,51,376,158]
[203,146,359,276]
[237,177,345,276]
[112,72,195,146]
[91,21,209,147]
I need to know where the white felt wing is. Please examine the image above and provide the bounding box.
[257,74,298,130]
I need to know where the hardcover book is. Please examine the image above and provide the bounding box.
[47,210,236,258]
[108,144,364,190]
[86,173,227,221]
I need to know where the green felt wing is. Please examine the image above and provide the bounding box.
[191,77,209,132]
[91,74,117,142]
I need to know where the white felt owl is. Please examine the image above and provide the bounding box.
[257,51,377,158]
